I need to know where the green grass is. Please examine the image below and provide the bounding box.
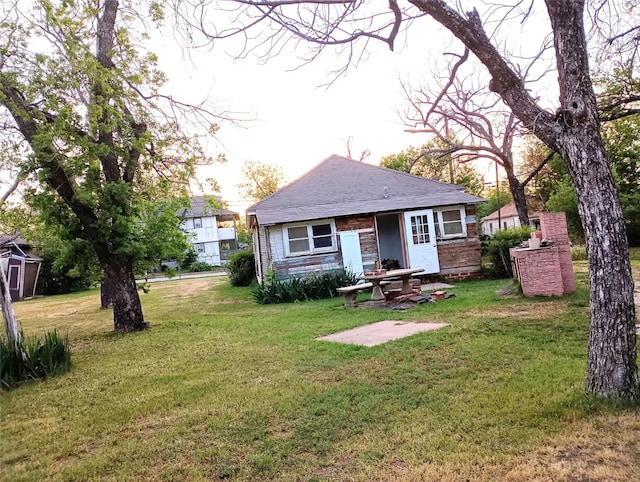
[1,271,638,481]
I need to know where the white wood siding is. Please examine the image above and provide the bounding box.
[182,215,238,265]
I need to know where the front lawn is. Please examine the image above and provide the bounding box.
[1,268,638,481]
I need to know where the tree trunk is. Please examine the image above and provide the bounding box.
[504,167,529,226]
[100,275,114,309]
[544,1,638,398]
[101,256,148,333]
[564,131,638,398]
[1,262,24,355]
[412,0,638,399]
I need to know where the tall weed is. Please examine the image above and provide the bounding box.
[252,269,357,304]
[1,330,71,390]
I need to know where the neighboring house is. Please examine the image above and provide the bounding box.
[179,196,240,266]
[0,235,42,302]
[480,202,541,237]
[246,155,485,283]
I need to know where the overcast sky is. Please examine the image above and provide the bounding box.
[157,5,557,214]
[158,35,438,213]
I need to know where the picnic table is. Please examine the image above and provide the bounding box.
[357,268,425,301]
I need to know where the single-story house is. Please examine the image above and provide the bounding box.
[0,235,42,301]
[246,155,486,283]
[480,202,541,237]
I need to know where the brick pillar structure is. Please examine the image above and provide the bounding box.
[510,212,576,297]
[540,213,575,294]
[511,246,565,296]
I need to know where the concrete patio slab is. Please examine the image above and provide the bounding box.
[317,320,449,347]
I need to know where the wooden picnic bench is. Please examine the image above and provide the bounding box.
[357,268,425,301]
[337,281,390,307]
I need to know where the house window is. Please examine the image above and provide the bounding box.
[489,222,494,235]
[193,217,203,229]
[434,207,466,239]
[8,265,20,290]
[283,220,337,256]
[409,214,431,244]
[194,243,205,254]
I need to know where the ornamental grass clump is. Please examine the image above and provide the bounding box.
[1,330,71,390]
[252,269,357,304]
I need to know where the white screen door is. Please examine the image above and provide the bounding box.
[403,209,440,274]
[340,231,364,277]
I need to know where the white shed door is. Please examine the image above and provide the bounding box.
[340,231,364,277]
[403,209,440,274]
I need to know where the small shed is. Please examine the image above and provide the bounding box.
[0,235,42,302]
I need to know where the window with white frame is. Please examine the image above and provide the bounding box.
[194,243,205,253]
[193,217,203,229]
[283,220,337,256]
[409,214,432,244]
[434,207,466,239]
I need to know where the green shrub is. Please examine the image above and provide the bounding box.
[252,269,357,304]
[181,247,199,269]
[485,226,533,279]
[479,233,492,257]
[190,261,213,272]
[164,267,178,278]
[1,330,72,390]
[227,250,256,286]
[571,245,587,261]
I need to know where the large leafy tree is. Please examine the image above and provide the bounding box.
[237,160,286,202]
[1,0,222,332]
[519,62,640,245]
[474,184,513,221]
[602,116,640,246]
[380,141,484,196]
[174,0,638,399]
[536,113,640,245]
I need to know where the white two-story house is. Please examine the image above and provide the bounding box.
[180,196,240,266]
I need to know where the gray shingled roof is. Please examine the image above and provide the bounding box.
[0,234,30,248]
[247,155,485,225]
[180,196,239,220]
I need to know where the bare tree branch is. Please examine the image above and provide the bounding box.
[421,48,469,125]
[398,36,550,225]
[0,171,24,205]
[522,148,556,186]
